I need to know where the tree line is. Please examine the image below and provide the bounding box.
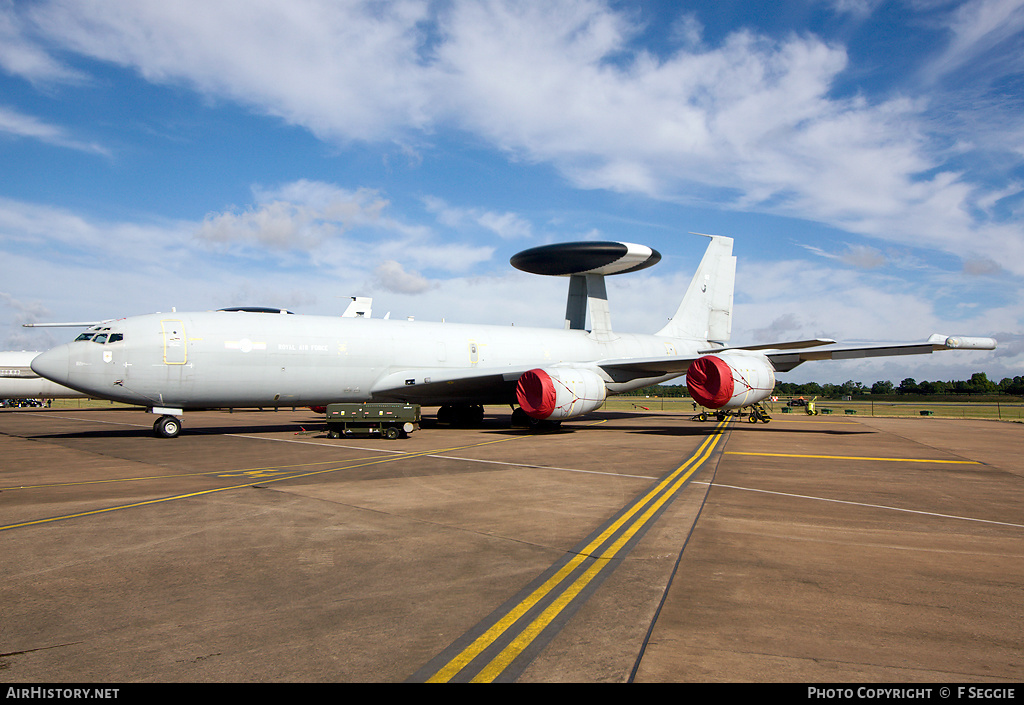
[621,372,1024,399]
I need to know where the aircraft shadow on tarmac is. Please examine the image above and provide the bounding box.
[559,411,878,437]
[626,425,876,437]
[34,422,320,439]
[27,410,873,439]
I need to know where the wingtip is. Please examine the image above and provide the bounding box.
[944,336,997,350]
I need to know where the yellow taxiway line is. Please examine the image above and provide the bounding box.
[0,431,546,532]
[424,418,731,683]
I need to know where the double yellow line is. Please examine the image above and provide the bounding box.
[423,418,731,683]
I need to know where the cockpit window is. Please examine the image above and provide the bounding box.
[79,329,122,343]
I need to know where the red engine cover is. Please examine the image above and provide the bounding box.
[686,355,735,408]
[515,367,607,420]
[516,369,557,418]
[686,353,776,409]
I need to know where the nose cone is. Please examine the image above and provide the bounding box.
[31,345,72,386]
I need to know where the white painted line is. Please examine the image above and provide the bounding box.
[696,481,1024,529]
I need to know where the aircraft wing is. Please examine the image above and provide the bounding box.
[368,334,996,404]
[595,356,697,382]
[764,334,997,372]
[370,366,535,405]
[372,357,703,404]
[698,338,836,353]
[596,333,997,380]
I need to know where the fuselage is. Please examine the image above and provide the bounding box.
[30,310,705,409]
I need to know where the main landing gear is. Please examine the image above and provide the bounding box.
[153,414,182,438]
[510,407,562,431]
[436,404,485,427]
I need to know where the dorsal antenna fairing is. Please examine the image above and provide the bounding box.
[510,241,661,340]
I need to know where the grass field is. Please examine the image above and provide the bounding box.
[605,396,1024,421]
[9,395,1024,422]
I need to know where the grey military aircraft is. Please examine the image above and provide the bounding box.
[28,235,996,437]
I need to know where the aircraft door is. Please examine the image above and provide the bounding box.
[161,320,187,365]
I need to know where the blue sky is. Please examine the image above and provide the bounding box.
[1,0,1022,384]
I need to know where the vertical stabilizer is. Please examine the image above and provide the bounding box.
[656,235,735,343]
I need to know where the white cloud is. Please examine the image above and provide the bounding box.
[750,312,806,343]
[963,257,1003,275]
[729,254,1023,382]
[422,196,533,239]
[0,105,107,154]
[6,0,1021,274]
[0,291,51,333]
[827,0,885,17]
[801,242,888,269]
[373,260,434,295]
[924,0,1024,82]
[0,182,504,337]
[24,0,434,142]
[196,183,389,250]
[0,1,86,85]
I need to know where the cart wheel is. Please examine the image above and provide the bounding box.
[383,426,399,440]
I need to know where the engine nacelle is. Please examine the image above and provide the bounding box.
[516,367,607,420]
[686,353,776,410]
